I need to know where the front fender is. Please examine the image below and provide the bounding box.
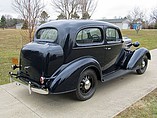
[47,57,101,94]
[127,47,151,70]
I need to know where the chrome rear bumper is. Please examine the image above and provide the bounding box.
[9,72,49,95]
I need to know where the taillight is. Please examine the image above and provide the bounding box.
[40,77,45,84]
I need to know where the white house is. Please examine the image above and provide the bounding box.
[98,18,130,29]
[16,23,23,29]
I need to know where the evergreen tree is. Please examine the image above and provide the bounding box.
[40,11,50,24]
[82,12,90,19]
[1,15,7,29]
[22,20,28,29]
[71,12,80,19]
[57,13,67,20]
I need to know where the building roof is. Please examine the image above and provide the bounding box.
[98,18,128,23]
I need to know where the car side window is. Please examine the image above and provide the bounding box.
[106,28,121,42]
[76,28,103,44]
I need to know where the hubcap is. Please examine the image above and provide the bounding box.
[80,76,92,93]
[84,77,91,90]
[141,59,146,68]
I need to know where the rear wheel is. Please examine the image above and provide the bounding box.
[75,69,97,101]
[136,55,148,74]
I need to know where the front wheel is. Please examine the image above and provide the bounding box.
[75,69,97,101]
[136,55,148,74]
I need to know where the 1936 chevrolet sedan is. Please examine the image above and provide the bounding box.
[10,20,151,101]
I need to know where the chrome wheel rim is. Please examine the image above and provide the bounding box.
[80,75,92,94]
[141,59,146,68]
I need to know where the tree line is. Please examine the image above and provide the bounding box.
[0,15,23,29]
[127,7,157,29]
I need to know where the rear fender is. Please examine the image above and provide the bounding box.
[127,47,151,70]
[47,57,101,94]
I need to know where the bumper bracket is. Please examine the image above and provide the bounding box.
[9,72,49,95]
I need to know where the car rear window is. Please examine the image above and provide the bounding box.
[36,28,57,42]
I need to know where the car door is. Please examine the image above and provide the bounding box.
[102,27,123,72]
[65,26,107,68]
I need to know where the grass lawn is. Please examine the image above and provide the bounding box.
[114,88,157,118]
[122,29,157,50]
[0,29,29,84]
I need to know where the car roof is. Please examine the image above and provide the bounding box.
[38,20,119,30]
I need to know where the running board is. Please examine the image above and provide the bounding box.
[102,69,132,82]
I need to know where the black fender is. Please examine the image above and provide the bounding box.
[127,47,151,70]
[46,57,101,94]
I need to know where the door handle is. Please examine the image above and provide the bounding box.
[105,47,111,50]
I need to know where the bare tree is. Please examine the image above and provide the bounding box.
[127,7,145,24]
[79,0,97,19]
[150,7,157,23]
[51,0,98,19]
[4,15,12,20]
[126,7,146,32]
[12,0,44,41]
[51,0,80,19]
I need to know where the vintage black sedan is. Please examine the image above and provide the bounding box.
[10,20,151,101]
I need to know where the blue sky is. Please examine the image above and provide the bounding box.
[0,0,157,19]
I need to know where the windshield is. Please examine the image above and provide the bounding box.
[36,28,57,42]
